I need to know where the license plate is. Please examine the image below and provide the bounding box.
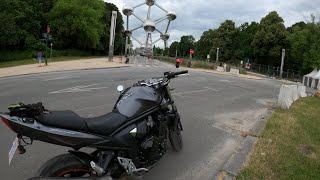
[9,137,19,165]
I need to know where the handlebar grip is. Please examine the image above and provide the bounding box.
[174,70,188,76]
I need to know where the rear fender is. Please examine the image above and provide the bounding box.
[68,150,94,168]
[0,113,104,148]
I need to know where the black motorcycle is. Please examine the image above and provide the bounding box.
[1,70,188,179]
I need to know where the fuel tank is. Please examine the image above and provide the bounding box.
[114,86,161,118]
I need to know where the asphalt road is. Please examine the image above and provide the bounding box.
[0,57,282,180]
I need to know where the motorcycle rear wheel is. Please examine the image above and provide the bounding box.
[35,154,91,177]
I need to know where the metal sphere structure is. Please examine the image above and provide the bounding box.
[146,0,155,6]
[167,11,176,21]
[123,0,176,56]
[160,33,170,41]
[122,5,133,16]
[143,19,156,32]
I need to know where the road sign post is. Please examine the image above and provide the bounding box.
[188,49,194,67]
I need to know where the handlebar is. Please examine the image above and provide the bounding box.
[136,71,189,87]
[164,70,189,79]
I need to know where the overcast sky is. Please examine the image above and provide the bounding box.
[106,0,320,48]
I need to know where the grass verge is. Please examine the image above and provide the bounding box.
[0,56,101,68]
[238,97,320,180]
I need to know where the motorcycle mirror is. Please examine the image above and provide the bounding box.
[117,85,124,92]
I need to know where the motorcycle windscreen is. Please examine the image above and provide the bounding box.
[115,86,161,118]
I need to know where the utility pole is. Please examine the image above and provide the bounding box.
[216,48,219,64]
[50,43,53,61]
[280,49,285,78]
[45,25,50,66]
[108,11,117,62]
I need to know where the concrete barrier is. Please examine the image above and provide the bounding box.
[278,85,307,109]
[230,68,240,74]
[297,85,307,98]
[278,85,294,109]
[217,66,224,72]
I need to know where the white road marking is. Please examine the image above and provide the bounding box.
[220,79,233,83]
[43,75,74,81]
[172,87,219,95]
[49,84,109,94]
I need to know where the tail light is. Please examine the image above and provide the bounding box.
[1,115,13,131]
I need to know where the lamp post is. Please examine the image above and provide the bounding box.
[215,48,219,64]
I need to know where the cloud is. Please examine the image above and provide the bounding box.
[105,0,320,48]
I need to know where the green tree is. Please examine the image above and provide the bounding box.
[287,21,308,70]
[0,0,42,49]
[169,41,179,57]
[195,29,215,60]
[210,20,238,62]
[233,22,259,61]
[253,11,288,65]
[153,45,163,55]
[50,0,105,49]
[179,35,195,57]
[98,2,124,55]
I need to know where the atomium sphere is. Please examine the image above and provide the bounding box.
[143,19,156,32]
[167,10,177,21]
[160,33,170,41]
[122,5,133,16]
[124,30,132,36]
[146,0,155,6]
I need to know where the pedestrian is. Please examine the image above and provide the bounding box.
[37,51,43,67]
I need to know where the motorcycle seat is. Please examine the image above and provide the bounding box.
[38,111,127,136]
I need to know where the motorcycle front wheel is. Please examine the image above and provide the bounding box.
[169,122,183,152]
[35,154,91,177]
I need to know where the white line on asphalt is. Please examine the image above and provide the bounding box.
[220,79,234,83]
[49,84,109,94]
[172,87,219,95]
[43,75,74,81]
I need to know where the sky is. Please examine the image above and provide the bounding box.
[106,0,320,48]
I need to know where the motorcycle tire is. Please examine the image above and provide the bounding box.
[169,128,183,152]
[35,154,91,177]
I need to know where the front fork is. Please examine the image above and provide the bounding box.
[165,86,183,131]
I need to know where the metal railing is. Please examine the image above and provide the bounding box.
[247,63,303,82]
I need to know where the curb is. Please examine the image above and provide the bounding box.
[250,109,274,137]
[0,66,131,79]
[194,69,263,80]
[221,136,257,177]
[216,108,274,179]
[155,60,262,80]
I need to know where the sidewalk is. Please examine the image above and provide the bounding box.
[0,58,130,78]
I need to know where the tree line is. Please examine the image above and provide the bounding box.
[160,11,320,74]
[0,0,124,57]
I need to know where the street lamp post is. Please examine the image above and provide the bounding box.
[215,48,219,64]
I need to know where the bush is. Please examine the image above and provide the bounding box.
[0,49,97,62]
[154,56,216,70]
